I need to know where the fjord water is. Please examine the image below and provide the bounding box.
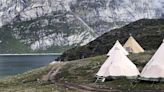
[0,55,59,79]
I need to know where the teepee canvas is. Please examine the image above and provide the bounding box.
[107,40,129,56]
[140,40,164,81]
[123,36,144,53]
[97,47,139,79]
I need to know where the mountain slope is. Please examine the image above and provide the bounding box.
[0,0,164,53]
[59,19,164,61]
[0,0,163,33]
[0,11,97,53]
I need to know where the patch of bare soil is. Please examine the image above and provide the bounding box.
[57,82,121,92]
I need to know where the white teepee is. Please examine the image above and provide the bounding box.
[97,47,139,78]
[140,40,164,81]
[123,36,144,53]
[107,40,129,56]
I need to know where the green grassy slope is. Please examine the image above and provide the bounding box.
[1,50,164,92]
[0,65,73,92]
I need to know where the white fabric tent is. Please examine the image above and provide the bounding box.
[107,40,129,56]
[140,40,164,81]
[97,47,139,78]
[123,36,144,53]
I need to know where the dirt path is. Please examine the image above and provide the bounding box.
[57,82,121,92]
[56,82,163,92]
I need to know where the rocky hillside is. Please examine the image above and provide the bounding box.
[0,0,164,53]
[1,0,164,32]
[0,11,96,53]
[59,19,164,61]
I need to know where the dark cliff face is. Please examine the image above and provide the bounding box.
[59,19,164,61]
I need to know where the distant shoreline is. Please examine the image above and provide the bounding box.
[0,53,62,56]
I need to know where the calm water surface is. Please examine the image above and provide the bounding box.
[0,55,59,79]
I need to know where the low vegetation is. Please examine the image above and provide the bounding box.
[0,65,72,92]
[60,19,164,61]
[1,50,164,92]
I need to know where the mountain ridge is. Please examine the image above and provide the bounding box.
[59,19,164,61]
[0,0,164,53]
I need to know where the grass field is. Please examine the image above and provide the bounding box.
[1,50,164,92]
